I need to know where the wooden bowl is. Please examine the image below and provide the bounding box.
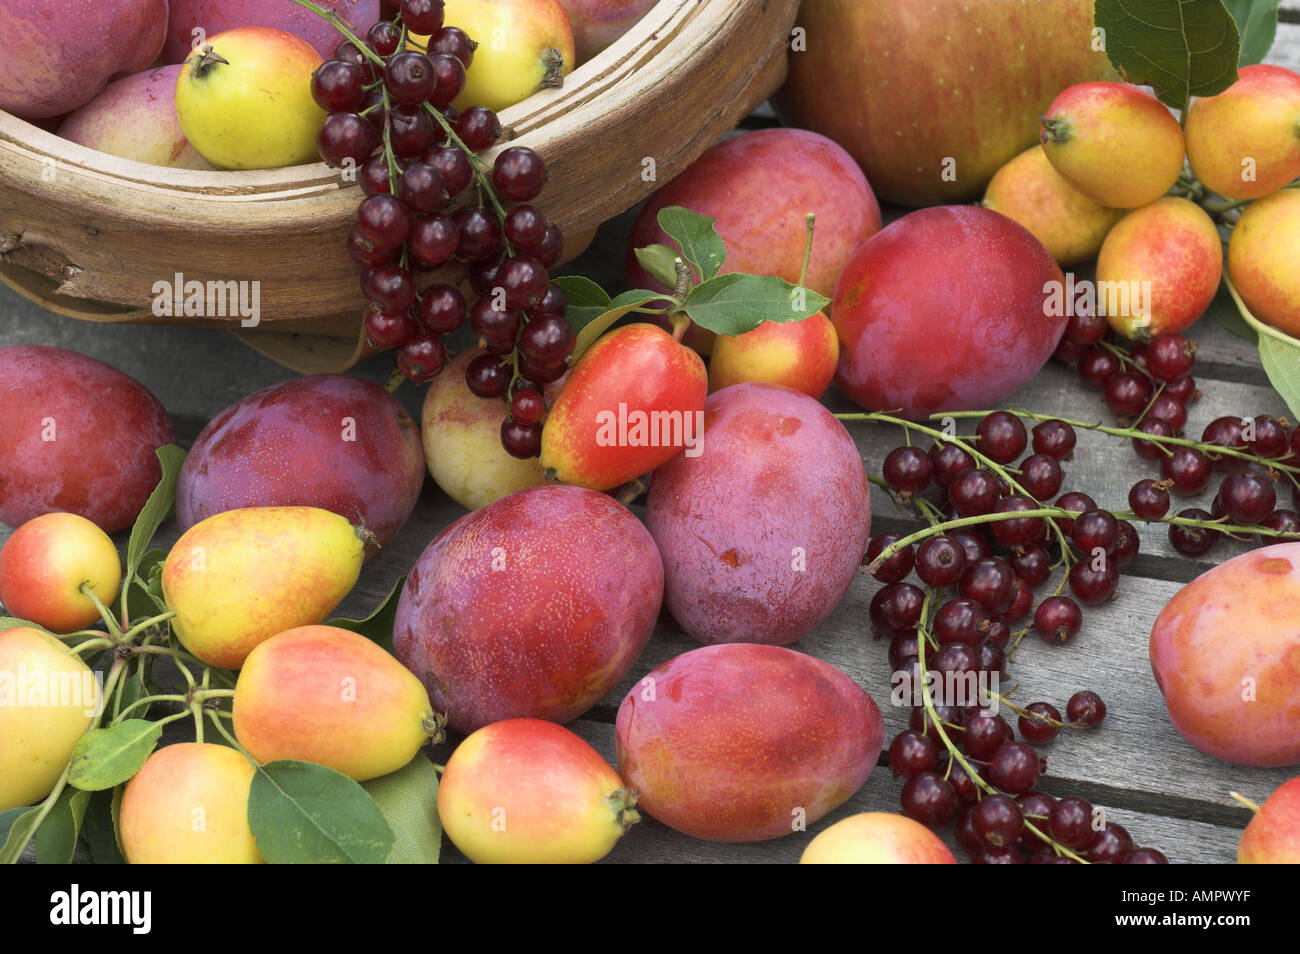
[0,0,798,372]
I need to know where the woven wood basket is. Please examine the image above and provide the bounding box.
[0,0,798,372]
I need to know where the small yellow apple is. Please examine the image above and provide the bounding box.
[175,27,325,170]
[438,0,575,113]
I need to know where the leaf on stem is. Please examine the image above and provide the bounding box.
[82,789,126,864]
[328,575,407,654]
[247,760,395,864]
[0,805,43,864]
[657,206,727,282]
[1222,274,1300,419]
[1093,0,1240,108]
[1221,0,1280,66]
[34,786,91,864]
[683,273,831,336]
[361,756,442,864]
[551,275,612,333]
[569,292,664,363]
[634,243,684,289]
[125,445,187,582]
[67,719,165,791]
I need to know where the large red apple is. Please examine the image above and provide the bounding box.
[774,0,1114,206]
[833,206,1065,419]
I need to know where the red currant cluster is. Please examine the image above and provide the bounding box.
[311,0,575,458]
[1056,310,1300,556]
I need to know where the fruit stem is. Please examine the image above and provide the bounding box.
[79,583,122,639]
[189,46,229,80]
[111,693,188,723]
[1038,114,1070,143]
[421,711,448,744]
[1229,791,1261,813]
[284,0,386,67]
[540,49,567,90]
[65,637,114,657]
[797,213,815,291]
[207,708,257,762]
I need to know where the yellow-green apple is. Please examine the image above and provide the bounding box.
[1186,65,1300,200]
[616,644,884,842]
[119,743,263,863]
[1097,198,1221,340]
[800,812,957,864]
[0,346,176,533]
[982,146,1124,266]
[774,0,1114,206]
[708,313,839,399]
[175,27,326,170]
[0,0,168,119]
[557,0,657,63]
[1041,82,1185,209]
[393,484,663,734]
[161,506,366,669]
[438,718,638,863]
[626,128,881,355]
[1228,188,1300,337]
[58,67,214,170]
[176,374,425,553]
[1238,778,1300,863]
[0,513,122,633]
[441,0,575,112]
[833,206,1065,419]
[0,626,100,810]
[422,348,548,510]
[540,323,707,491]
[164,0,381,63]
[233,625,438,781]
[1150,543,1300,766]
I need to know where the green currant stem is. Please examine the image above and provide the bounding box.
[285,0,384,67]
[913,590,1086,863]
[79,584,121,639]
[865,507,1068,574]
[420,102,516,256]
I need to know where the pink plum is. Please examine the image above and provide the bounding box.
[163,0,382,63]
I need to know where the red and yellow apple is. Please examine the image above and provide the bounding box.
[441,0,575,112]
[708,313,839,399]
[1238,777,1300,864]
[1228,188,1300,337]
[0,513,122,634]
[800,812,957,864]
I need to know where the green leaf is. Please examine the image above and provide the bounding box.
[67,719,164,791]
[327,575,407,654]
[1094,0,1240,108]
[657,206,727,282]
[83,789,126,864]
[125,549,169,624]
[551,275,611,333]
[634,244,683,290]
[125,445,187,582]
[1223,274,1300,418]
[683,273,832,336]
[114,664,148,722]
[34,786,91,864]
[1222,0,1279,65]
[1206,280,1257,343]
[0,617,47,633]
[570,293,662,363]
[362,757,442,864]
[0,805,43,864]
[248,760,395,864]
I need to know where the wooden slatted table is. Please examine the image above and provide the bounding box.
[4,6,1299,865]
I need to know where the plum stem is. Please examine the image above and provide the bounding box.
[1229,791,1262,813]
[797,213,815,291]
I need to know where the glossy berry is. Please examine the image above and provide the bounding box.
[1131,416,1173,461]
[932,599,989,647]
[416,284,466,334]
[312,59,366,112]
[1087,823,1133,864]
[1169,508,1219,556]
[493,147,547,201]
[956,809,982,856]
[401,0,445,34]
[503,204,548,248]
[317,112,378,167]
[1009,545,1052,588]
[990,496,1046,546]
[1049,797,1098,850]
[427,146,473,199]
[428,53,467,106]
[1161,446,1212,496]
[1202,416,1248,470]
[976,411,1028,463]
[360,156,393,196]
[361,264,414,312]
[398,163,444,214]
[1218,469,1277,525]
[428,25,476,67]
[915,536,967,587]
[465,353,510,399]
[497,255,550,311]
[1063,309,1108,348]
[946,759,984,807]
[1053,491,1096,533]
[1017,791,1056,847]
[1124,847,1170,864]
[385,51,435,105]
[527,283,568,320]
[1071,509,1118,554]
[930,442,976,485]
[888,730,939,779]
[963,711,1013,760]
[1018,453,1063,501]
[1112,520,1140,566]
[887,632,920,671]
[1067,559,1118,607]
[1034,596,1082,645]
[899,772,958,828]
[949,467,1002,517]
[973,794,1024,850]
[452,206,503,260]
[500,419,542,459]
[367,20,401,55]
[454,105,500,151]
[910,703,964,744]
[1104,371,1153,419]
[959,558,1015,614]
[1030,419,1076,461]
[1145,333,1195,381]
[1018,702,1062,745]
[1078,347,1120,389]
[347,229,394,268]
[865,534,914,584]
[1166,376,1197,404]
[1261,509,1300,539]
[988,741,1040,794]
[931,643,978,678]
[1067,690,1107,728]
[397,334,446,383]
[878,583,925,630]
[949,528,992,564]
[1143,392,1187,433]
[407,213,458,269]
[1128,479,1170,520]
[882,445,934,494]
[364,308,416,349]
[1248,415,1290,459]
[388,104,435,158]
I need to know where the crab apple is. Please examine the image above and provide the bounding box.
[800,812,957,864]
[162,507,366,669]
[645,384,871,646]
[438,719,638,864]
[1150,543,1300,766]
[982,146,1123,266]
[0,0,167,119]
[616,644,884,842]
[0,346,176,533]
[540,324,706,492]
[1097,198,1222,340]
[1040,81,1185,209]
[833,206,1065,419]
[176,375,424,554]
[393,485,663,734]
[1186,65,1300,200]
[557,0,657,63]
[440,0,574,112]
[0,514,121,634]
[1228,189,1300,338]
[119,743,263,864]
[774,0,1113,206]
[1238,777,1300,864]
[421,349,550,511]
[0,627,99,811]
[708,312,839,399]
[163,0,381,63]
